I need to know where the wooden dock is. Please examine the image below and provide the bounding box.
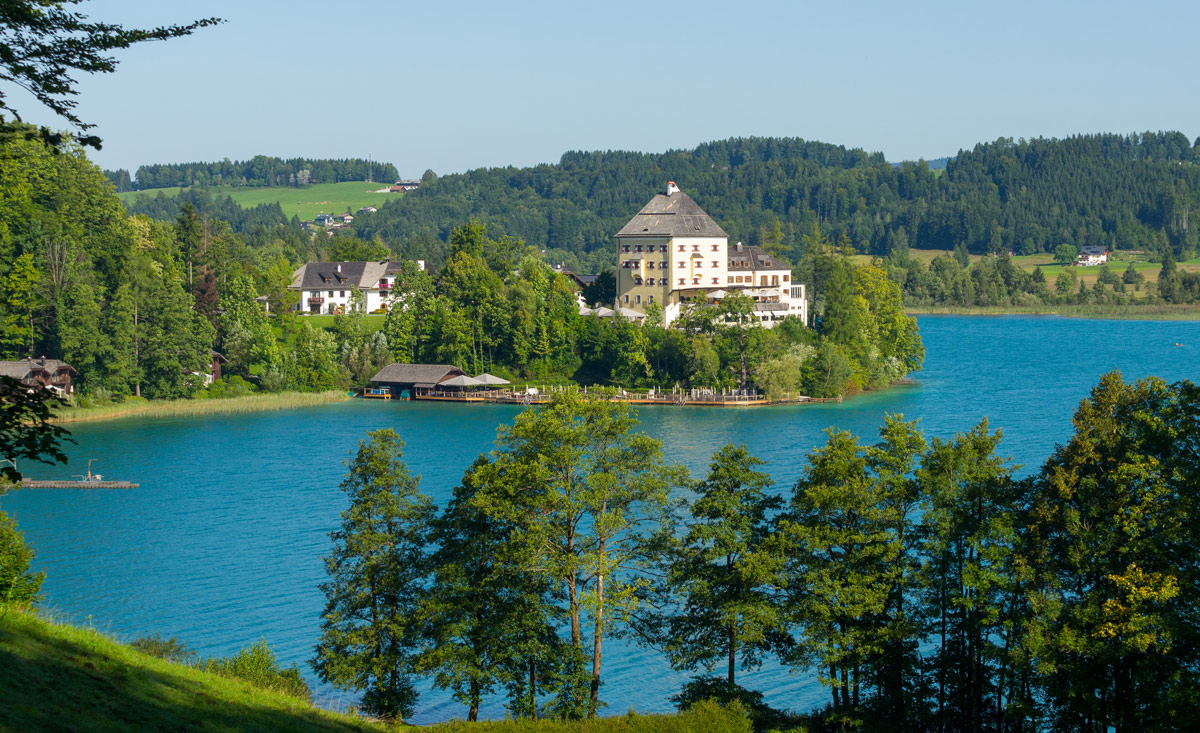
[403,389,841,408]
[20,478,138,489]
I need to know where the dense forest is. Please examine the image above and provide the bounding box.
[105,155,401,191]
[337,132,1200,275]
[300,371,1200,731]
[120,134,1199,278]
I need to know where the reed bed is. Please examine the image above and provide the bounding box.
[907,304,1200,320]
[52,391,351,424]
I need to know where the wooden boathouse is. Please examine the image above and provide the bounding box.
[368,363,466,400]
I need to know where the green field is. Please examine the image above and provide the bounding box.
[119,181,405,221]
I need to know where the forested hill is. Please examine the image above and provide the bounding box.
[105,155,400,191]
[345,132,1199,273]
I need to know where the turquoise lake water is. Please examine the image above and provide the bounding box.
[4,315,1200,721]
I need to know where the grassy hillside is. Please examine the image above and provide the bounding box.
[0,607,379,732]
[0,608,755,732]
[119,181,405,221]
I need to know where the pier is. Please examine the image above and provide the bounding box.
[20,478,138,489]
[364,386,840,408]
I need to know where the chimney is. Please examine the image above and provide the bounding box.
[736,241,743,252]
[666,181,680,196]
[336,264,342,272]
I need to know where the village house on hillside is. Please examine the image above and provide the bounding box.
[615,182,807,327]
[1077,245,1109,266]
[0,357,77,395]
[289,260,425,314]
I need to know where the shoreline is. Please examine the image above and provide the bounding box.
[51,391,352,424]
[906,304,1200,321]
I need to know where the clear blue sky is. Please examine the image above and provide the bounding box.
[15,0,1200,177]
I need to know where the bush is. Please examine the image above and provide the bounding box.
[201,375,257,400]
[130,633,195,664]
[673,677,808,733]
[427,699,752,732]
[0,512,44,606]
[198,639,311,701]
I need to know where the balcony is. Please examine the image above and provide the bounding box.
[378,282,391,290]
[309,296,325,304]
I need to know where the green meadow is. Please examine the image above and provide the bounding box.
[119,181,404,221]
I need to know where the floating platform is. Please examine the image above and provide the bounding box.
[20,479,138,489]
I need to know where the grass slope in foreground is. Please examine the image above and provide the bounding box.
[0,607,375,732]
[0,608,753,732]
[118,182,404,221]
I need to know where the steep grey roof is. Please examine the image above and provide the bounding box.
[290,261,391,290]
[0,358,75,379]
[370,363,464,386]
[616,190,728,239]
[727,244,791,272]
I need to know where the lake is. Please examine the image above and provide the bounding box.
[4,315,1199,722]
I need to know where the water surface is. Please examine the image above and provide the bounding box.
[5,316,1199,721]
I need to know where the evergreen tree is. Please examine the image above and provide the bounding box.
[313,429,434,721]
[659,445,783,689]
[917,419,1025,730]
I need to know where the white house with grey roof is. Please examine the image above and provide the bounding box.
[615,183,807,327]
[290,260,420,314]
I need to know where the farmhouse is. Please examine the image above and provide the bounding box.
[1077,246,1109,266]
[615,182,808,327]
[0,357,77,395]
[290,260,410,314]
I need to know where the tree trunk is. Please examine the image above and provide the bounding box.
[468,678,480,722]
[728,622,736,685]
[831,664,840,710]
[529,658,538,719]
[590,571,604,712]
[134,300,141,398]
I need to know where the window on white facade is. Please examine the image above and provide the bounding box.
[712,244,719,252]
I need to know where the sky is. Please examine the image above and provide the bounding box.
[11,0,1200,177]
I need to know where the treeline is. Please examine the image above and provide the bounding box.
[115,155,400,190]
[315,372,1200,731]
[122,187,297,234]
[339,132,1200,275]
[885,247,1200,307]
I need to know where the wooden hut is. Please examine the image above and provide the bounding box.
[369,363,465,399]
